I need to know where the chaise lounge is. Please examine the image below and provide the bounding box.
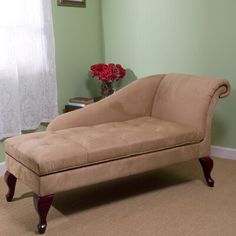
[4,73,230,234]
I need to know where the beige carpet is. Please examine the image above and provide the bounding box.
[0,158,236,236]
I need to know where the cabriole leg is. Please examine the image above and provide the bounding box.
[199,157,214,187]
[4,171,17,202]
[33,194,54,234]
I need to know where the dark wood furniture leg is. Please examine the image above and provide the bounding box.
[4,171,17,202]
[33,194,54,234]
[199,157,214,187]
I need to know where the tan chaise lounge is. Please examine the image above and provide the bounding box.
[4,73,230,234]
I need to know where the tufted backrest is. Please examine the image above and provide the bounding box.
[151,73,230,135]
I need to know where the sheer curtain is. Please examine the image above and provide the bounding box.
[0,0,58,139]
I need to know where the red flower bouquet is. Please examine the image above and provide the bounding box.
[90,63,126,97]
[90,63,126,82]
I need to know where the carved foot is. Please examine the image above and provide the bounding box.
[4,171,17,202]
[33,194,54,234]
[199,157,214,187]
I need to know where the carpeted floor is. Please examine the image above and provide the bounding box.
[0,158,236,236]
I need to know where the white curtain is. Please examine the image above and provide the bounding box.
[0,0,58,139]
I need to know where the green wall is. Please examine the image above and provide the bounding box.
[0,142,4,162]
[206,0,236,148]
[52,0,104,112]
[102,0,236,149]
[0,0,103,162]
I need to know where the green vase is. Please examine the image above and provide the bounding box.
[101,81,114,98]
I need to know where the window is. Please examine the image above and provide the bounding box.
[0,0,58,139]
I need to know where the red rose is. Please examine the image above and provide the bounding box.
[90,63,126,82]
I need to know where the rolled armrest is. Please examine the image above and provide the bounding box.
[217,83,230,98]
[199,83,230,157]
[146,73,230,157]
[47,74,165,131]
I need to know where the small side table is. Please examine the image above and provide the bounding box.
[64,104,82,112]
[64,97,101,113]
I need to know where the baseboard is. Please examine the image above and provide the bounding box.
[211,145,236,160]
[0,162,6,177]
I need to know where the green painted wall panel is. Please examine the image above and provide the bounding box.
[0,142,4,162]
[206,0,236,148]
[52,0,104,112]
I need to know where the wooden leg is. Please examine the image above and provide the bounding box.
[4,171,17,202]
[33,194,54,234]
[199,157,214,187]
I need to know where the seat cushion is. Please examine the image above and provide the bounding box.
[4,116,203,176]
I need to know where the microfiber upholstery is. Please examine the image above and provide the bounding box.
[152,73,230,133]
[46,74,165,131]
[5,116,203,176]
[4,73,230,196]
